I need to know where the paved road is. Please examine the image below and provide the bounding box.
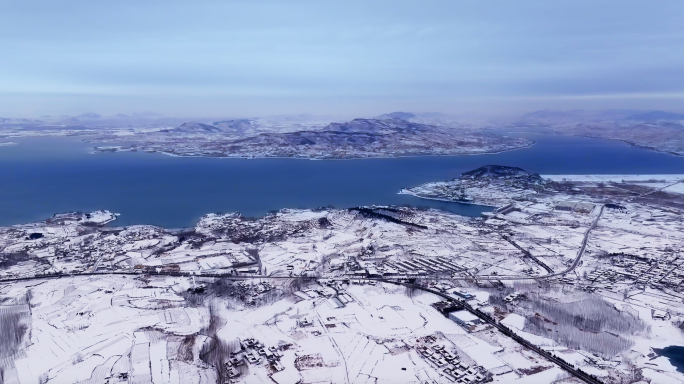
[552,204,604,277]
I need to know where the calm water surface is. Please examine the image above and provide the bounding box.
[1,134,683,227]
[654,346,684,373]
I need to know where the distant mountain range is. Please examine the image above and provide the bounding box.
[163,122,220,133]
[164,117,436,137]
[623,111,684,122]
[375,112,416,120]
[518,109,684,124]
[217,118,450,151]
[326,118,432,134]
[517,109,642,124]
[94,116,533,159]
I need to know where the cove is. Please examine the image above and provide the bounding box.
[654,346,684,373]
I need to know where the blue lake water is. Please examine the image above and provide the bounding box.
[1,133,683,228]
[654,346,684,373]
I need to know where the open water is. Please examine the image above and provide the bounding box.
[1,133,683,228]
[654,346,684,373]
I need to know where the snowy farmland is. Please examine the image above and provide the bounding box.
[1,274,599,384]
[2,165,684,382]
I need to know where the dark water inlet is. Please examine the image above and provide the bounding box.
[654,346,684,373]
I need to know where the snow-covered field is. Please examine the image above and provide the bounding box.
[3,165,684,382]
[3,271,598,384]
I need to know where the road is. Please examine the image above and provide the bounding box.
[500,234,554,273]
[550,204,605,277]
[1,205,604,285]
[379,280,604,384]
[0,205,609,384]
[0,271,604,383]
[627,179,684,202]
[0,204,607,384]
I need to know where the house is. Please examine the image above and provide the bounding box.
[451,289,474,300]
[298,318,314,327]
[495,203,516,215]
[554,201,576,211]
[653,311,668,320]
[366,267,382,278]
[574,202,596,213]
[503,293,521,303]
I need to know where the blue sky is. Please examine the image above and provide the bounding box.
[1,0,683,117]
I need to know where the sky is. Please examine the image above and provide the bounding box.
[0,0,683,118]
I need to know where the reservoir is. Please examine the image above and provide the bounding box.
[1,133,684,228]
[654,346,684,373]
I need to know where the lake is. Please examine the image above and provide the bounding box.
[1,133,684,228]
[654,346,684,373]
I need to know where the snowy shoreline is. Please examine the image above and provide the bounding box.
[398,188,496,208]
[92,139,535,161]
[542,174,684,182]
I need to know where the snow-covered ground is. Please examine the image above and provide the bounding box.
[3,165,684,382]
[88,118,533,160]
[543,174,684,182]
[3,271,589,384]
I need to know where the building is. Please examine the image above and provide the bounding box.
[352,270,367,277]
[495,203,516,215]
[503,293,522,303]
[451,289,475,300]
[448,310,480,327]
[653,311,668,320]
[574,202,596,214]
[366,267,382,278]
[431,300,465,317]
[554,201,576,211]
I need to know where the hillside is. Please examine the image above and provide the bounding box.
[93,118,534,159]
[460,165,542,181]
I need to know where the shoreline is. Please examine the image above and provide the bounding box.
[398,188,497,208]
[91,139,536,161]
[583,135,684,158]
[544,131,684,158]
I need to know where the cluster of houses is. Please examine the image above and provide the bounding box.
[224,338,284,380]
[430,289,494,333]
[554,201,596,214]
[417,337,490,383]
[337,257,466,279]
[385,257,465,276]
[229,280,274,305]
[294,279,355,309]
[586,253,684,292]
